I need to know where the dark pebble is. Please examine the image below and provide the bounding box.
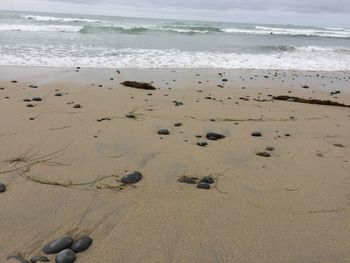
[26,104,34,107]
[200,176,215,184]
[71,236,93,253]
[178,176,199,184]
[55,249,76,263]
[23,99,31,102]
[30,255,50,263]
[32,97,42,102]
[73,104,81,109]
[43,236,73,254]
[121,171,142,184]
[157,129,170,135]
[55,93,63,97]
[197,182,210,190]
[125,113,136,119]
[174,101,183,106]
[174,122,182,127]
[256,151,271,157]
[206,132,225,140]
[197,142,208,147]
[0,183,6,193]
[251,132,262,137]
[266,146,274,151]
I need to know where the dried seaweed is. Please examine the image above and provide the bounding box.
[273,95,350,108]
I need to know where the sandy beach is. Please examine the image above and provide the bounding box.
[0,66,350,262]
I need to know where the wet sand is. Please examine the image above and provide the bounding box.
[0,66,350,262]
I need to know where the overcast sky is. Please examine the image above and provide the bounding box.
[1,0,349,27]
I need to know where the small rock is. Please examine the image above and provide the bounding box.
[200,176,214,184]
[55,93,63,97]
[0,183,6,193]
[11,80,17,83]
[73,104,81,109]
[266,146,274,151]
[174,101,183,106]
[71,236,93,253]
[55,249,76,263]
[302,85,309,89]
[32,97,42,102]
[174,122,182,127]
[251,132,262,137]
[333,143,344,148]
[30,255,50,263]
[157,129,170,135]
[197,142,208,147]
[206,132,225,141]
[26,104,34,108]
[256,151,271,157]
[43,236,73,254]
[178,176,199,184]
[197,182,210,190]
[121,171,142,184]
[125,113,136,119]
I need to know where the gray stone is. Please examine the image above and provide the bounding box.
[157,129,169,135]
[0,183,6,193]
[121,171,142,184]
[71,236,93,253]
[43,236,73,254]
[251,132,262,137]
[197,182,210,190]
[206,132,225,140]
[200,176,215,184]
[55,249,76,263]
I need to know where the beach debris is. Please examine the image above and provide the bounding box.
[55,249,76,263]
[30,255,50,263]
[273,95,350,108]
[197,182,210,190]
[73,104,81,109]
[178,176,199,184]
[206,132,225,141]
[251,131,262,137]
[157,129,170,135]
[333,143,344,148]
[174,122,182,127]
[0,183,6,193]
[256,151,271,157]
[197,142,208,147]
[97,117,111,122]
[121,171,143,184]
[200,176,215,184]
[43,236,74,254]
[121,81,156,90]
[71,236,93,253]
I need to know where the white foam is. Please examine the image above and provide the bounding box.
[222,26,350,38]
[0,24,83,32]
[21,15,102,23]
[1,47,350,70]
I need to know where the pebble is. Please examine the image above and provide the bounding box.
[256,151,271,157]
[157,129,170,135]
[30,255,50,263]
[0,183,6,193]
[178,176,198,184]
[73,104,81,109]
[26,104,34,108]
[43,236,74,254]
[251,131,262,137]
[206,132,225,141]
[32,97,42,102]
[200,176,215,184]
[125,113,136,119]
[197,182,210,190]
[266,146,274,151]
[121,171,143,184]
[174,122,182,127]
[71,236,93,253]
[197,142,208,147]
[55,249,76,263]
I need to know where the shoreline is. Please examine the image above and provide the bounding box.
[1,66,350,262]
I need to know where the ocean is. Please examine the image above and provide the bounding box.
[1,10,350,70]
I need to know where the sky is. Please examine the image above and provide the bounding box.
[1,0,349,27]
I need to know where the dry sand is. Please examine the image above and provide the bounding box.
[0,66,350,262]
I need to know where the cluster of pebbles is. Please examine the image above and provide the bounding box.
[41,235,93,263]
[178,175,215,190]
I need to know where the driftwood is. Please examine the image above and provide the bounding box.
[121,81,156,90]
[273,96,350,108]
